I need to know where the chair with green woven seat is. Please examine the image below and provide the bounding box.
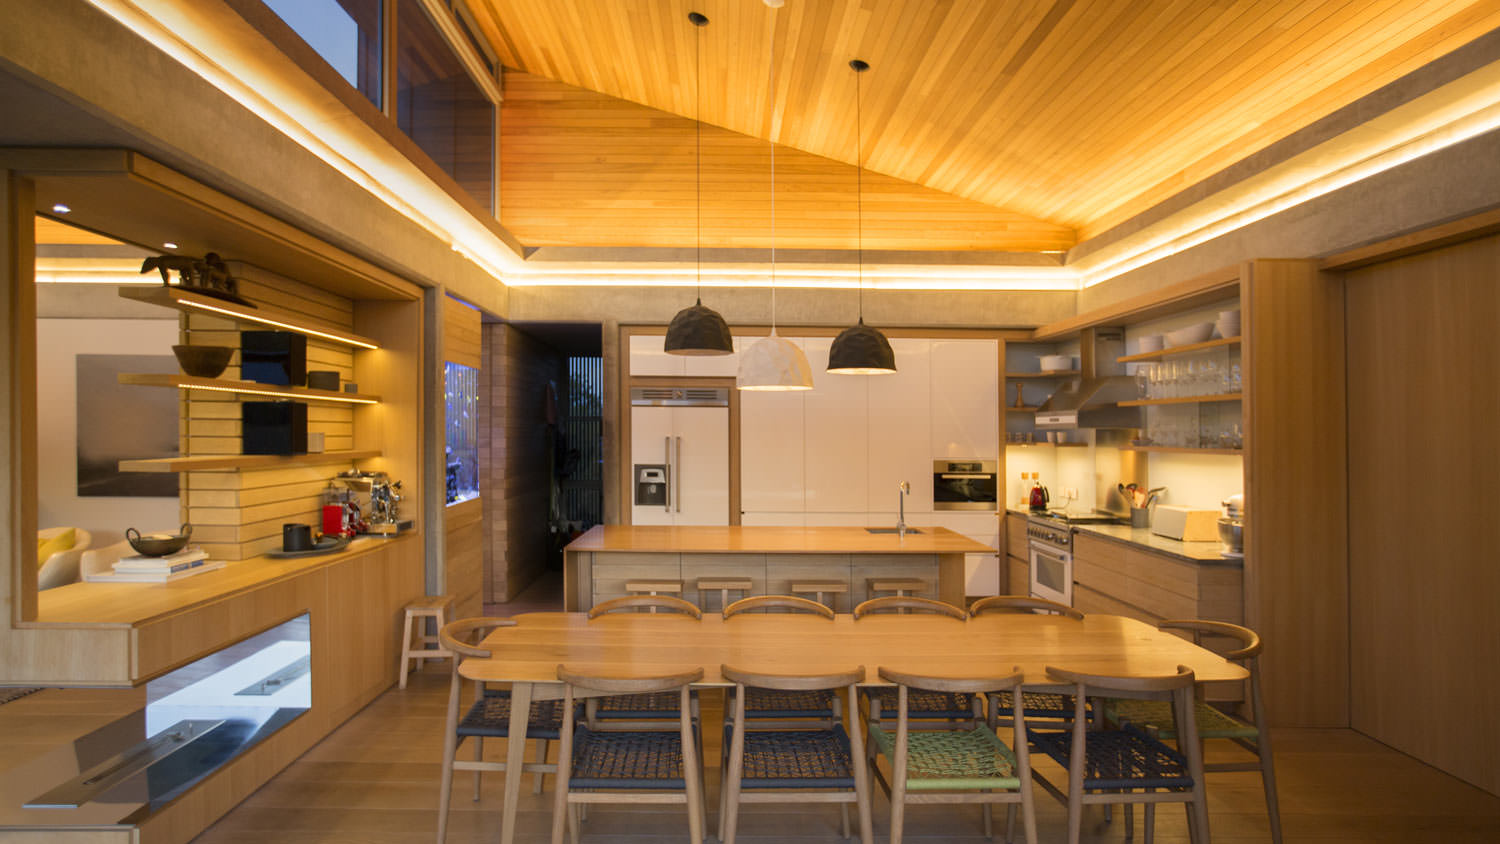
[551,665,708,844]
[868,666,1038,844]
[1030,665,1210,844]
[436,617,572,844]
[854,597,981,731]
[718,663,872,844]
[586,596,704,729]
[1104,619,1282,844]
[968,595,1089,727]
[723,595,841,729]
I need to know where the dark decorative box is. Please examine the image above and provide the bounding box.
[242,401,308,455]
[240,331,307,386]
[306,370,340,391]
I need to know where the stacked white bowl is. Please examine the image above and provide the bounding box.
[1215,309,1241,339]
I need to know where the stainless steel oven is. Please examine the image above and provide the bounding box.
[1027,516,1074,606]
[932,460,998,511]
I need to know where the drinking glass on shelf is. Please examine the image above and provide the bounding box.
[1200,358,1221,395]
[1136,365,1152,399]
[1228,363,1242,394]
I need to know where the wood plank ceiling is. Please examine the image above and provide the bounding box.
[466,0,1500,253]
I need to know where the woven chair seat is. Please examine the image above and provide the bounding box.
[869,725,1020,791]
[595,691,684,719]
[1031,725,1194,791]
[568,726,686,789]
[991,690,1087,720]
[457,691,569,740]
[870,688,976,720]
[743,687,836,718]
[1106,698,1259,740]
[724,725,857,788]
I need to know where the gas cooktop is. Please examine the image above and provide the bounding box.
[1026,510,1128,525]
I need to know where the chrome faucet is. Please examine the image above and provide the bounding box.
[897,481,910,537]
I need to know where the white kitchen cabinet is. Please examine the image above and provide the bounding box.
[929,511,1002,597]
[867,338,933,511]
[629,334,742,376]
[740,511,806,527]
[930,339,1000,459]
[684,338,742,376]
[739,381,806,513]
[802,337,869,512]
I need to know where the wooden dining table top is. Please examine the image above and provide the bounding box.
[462,611,1249,686]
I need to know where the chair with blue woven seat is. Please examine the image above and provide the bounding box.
[585,596,702,729]
[718,664,872,844]
[436,617,570,844]
[854,597,980,731]
[1103,620,1282,844]
[551,665,707,844]
[868,666,1039,844]
[723,595,841,729]
[1031,665,1209,844]
[968,596,1089,727]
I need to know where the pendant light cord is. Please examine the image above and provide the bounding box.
[695,18,703,304]
[854,62,865,323]
[768,11,777,335]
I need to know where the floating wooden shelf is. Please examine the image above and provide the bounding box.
[1120,393,1243,406]
[1007,406,1042,412]
[1117,336,1241,363]
[1120,446,1243,456]
[119,450,382,473]
[119,373,380,404]
[119,286,379,349]
[1005,370,1080,379]
[1005,442,1089,448]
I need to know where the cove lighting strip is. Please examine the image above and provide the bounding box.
[176,382,377,405]
[177,297,379,350]
[502,267,1079,291]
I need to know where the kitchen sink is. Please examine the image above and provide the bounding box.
[864,527,923,534]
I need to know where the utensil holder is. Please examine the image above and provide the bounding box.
[1130,507,1150,528]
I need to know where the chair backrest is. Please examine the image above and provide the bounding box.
[967,594,1083,620]
[722,663,863,691]
[557,665,705,695]
[853,595,965,619]
[1045,664,1196,694]
[877,665,1023,696]
[723,594,835,619]
[1158,618,1261,661]
[439,617,517,662]
[588,594,703,619]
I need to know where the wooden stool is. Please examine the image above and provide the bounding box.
[400,595,453,689]
[624,579,684,613]
[867,577,927,614]
[792,579,851,612]
[696,576,754,612]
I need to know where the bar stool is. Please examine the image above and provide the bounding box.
[695,576,754,613]
[791,579,850,612]
[625,579,684,613]
[400,594,453,689]
[866,576,927,599]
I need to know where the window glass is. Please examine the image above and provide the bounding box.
[396,0,495,212]
[444,361,479,505]
[263,0,382,107]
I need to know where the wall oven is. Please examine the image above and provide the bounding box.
[932,460,998,511]
[1027,516,1074,606]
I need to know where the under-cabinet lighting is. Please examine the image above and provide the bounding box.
[51,203,71,214]
[162,241,179,250]
[178,297,380,350]
[177,382,377,404]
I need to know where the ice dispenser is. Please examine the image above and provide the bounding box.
[634,464,668,507]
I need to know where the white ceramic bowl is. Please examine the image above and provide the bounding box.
[1136,334,1164,353]
[1214,319,1239,339]
[1039,354,1073,371]
[1164,322,1214,347]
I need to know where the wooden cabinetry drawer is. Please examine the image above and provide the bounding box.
[1006,554,1029,596]
[1072,534,1242,623]
[1005,514,1029,560]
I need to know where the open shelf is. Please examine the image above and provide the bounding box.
[1006,441,1089,448]
[120,286,379,349]
[1120,393,1242,406]
[1007,406,1041,412]
[119,450,381,473]
[1120,445,1243,456]
[1005,370,1080,379]
[1117,336,1241,363]
[119,373,380,404]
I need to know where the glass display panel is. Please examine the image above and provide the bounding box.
[263,0,382,107]
[445,361,479,504]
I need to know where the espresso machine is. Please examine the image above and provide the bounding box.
[336,470,413,536]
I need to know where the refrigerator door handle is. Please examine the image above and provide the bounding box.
[675,436,683,512]
[663,436,672,512]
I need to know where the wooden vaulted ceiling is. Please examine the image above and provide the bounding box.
[470,0,1500,253]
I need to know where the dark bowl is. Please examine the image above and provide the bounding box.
[172,345,233,378]
[126,524,193,557]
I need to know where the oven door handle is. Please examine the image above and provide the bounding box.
[939,473,994,479]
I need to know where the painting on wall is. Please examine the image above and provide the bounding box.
[76,354,179,497]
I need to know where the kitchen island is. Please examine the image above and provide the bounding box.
[563,525,993,611]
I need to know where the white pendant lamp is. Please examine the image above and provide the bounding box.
[827,58,896,375]
[738,2,813,392]
[664,11,734,356]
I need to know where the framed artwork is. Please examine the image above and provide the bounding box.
[76,354,179,497]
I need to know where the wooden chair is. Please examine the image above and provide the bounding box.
[436,617,569,844]
[551,665,707,844]
[723,596,839,728]
[718,664,872,844]
[791,578,851,612]
[1103,620,1282,844]
[1030,665,1210,844]
[853,597,979,730]
[400,594,453,688]
[969,596,1087,726]
[867,666,1038,844]
[586,595,702,729]
[696,576,754,612]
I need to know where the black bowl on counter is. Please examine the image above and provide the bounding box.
[172,345,233,378]
[126,524,193,557]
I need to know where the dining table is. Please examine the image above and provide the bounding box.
[462,610,1249,844]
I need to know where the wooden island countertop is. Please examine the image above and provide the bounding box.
[564,524,994,555]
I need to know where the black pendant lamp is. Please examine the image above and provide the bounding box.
[665,11,733,356]
[827,58,896,375]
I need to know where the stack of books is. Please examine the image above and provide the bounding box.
[84,546,226,583]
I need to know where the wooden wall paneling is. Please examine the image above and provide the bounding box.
[1345,235,1500,796]
[443,496,483,618]
[2,172,38,626]
[354,298,425,528]
[442,294,483,369]
[1242,259,1348,728]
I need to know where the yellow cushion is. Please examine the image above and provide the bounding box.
[37,528,77,569]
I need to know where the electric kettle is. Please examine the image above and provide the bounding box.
[1028,480,1050,512]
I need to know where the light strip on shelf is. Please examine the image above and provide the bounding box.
[176,382,377,405]
[178,298,380,350]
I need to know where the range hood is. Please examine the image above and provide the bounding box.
[1034,376,1143,429]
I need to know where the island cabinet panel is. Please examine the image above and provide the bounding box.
[852,554,940,604]
[765,554,852,609]
[590,552,681,606]
[681,553,766,610]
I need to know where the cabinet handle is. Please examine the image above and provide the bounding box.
[664,436,672,512]
[675,436,682,513]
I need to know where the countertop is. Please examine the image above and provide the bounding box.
[564,525,994,555]
[1005,508,1239,565]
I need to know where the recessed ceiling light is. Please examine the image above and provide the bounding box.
[51,203,71,214]
[162,242,179,250]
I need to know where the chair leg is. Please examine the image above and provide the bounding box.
[841,802,851,839]
[567,802,580,844]
[398,611,415,689]
[1144,803,1154,844]
[533,738,549,795]
[472,736,484,801]
[1259,735,1284,844]
[436,672,462,844]
[1124,802,1133,840]
[1005,803,1016,844]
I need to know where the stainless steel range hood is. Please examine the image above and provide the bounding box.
[1034,376,1143,429]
